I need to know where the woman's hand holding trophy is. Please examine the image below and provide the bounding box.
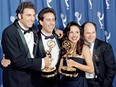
[60,40,77,77]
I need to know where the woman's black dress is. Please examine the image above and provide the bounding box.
[60,57,88,87]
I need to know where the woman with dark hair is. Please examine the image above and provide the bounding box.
[59,21,94,87]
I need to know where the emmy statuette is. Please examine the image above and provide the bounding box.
[60,40,77,77]
[41,39,57,78]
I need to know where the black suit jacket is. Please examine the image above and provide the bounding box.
[93,39,116,87]
[1,20,42,87]
[34,30,61,87]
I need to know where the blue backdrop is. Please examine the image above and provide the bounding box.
[0,0,116,87]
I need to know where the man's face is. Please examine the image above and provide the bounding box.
[40,12,55,35]
[18,8,35,29]
[84,23,96,44]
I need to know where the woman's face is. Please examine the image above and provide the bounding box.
[68,25,80,44]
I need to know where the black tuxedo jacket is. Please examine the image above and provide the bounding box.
[93,39,116,87]
[1,20,42,87]
[34,30,61,87]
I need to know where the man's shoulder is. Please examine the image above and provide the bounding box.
[2,23,18,37]
[96,38,111,48]
[4,19,19,32]
[4,23,16,31]
[96,38,109,44]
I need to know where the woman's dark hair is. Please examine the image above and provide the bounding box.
[38,7,56,29]
[62,21,84,56]
[16,1,35,18]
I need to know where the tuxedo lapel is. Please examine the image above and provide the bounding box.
[37,32,46,58]
[93,39,101,75]
[54,34,61,50]
[93,39,101,61]
[14,21,31,58]
[33,29,38,57]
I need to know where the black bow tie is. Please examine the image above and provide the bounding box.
[21,28,32,34]
[41,32,54,39]
[45,35,54,39]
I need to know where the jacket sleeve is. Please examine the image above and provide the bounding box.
[102,43,116,87]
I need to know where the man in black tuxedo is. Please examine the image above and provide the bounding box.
[34,7,61,87]
[81,22,116,87]
[1,2,52,87]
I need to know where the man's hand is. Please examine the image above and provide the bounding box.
[1,55,11,67]
[44,55,52,68]
[55,29,63,38]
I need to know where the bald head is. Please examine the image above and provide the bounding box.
[82,22,97,43]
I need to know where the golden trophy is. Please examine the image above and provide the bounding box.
[41,39,57,78]
[60,40,77,77]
